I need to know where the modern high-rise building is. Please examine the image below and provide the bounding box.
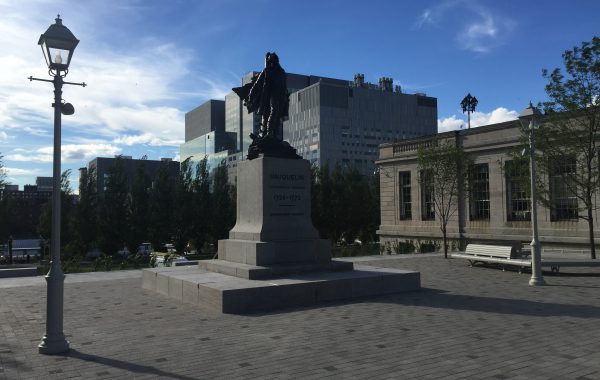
[181,98,237,173]
[183,71,438,178]
[284,74,437,175]
[185,100,225,141]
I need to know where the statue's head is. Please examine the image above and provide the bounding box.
[265,52,279,67]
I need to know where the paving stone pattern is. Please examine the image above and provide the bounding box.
[1,255,600,379]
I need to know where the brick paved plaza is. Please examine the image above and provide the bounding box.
[1,254,600,379]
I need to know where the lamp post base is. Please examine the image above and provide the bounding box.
[529,276,546,286]
[38,335,69,355]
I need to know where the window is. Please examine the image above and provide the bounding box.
[550,158,578,221]
[420,170,435,220]
[399,171,412,220]
[469,164,490,220]
[505,160,530,221]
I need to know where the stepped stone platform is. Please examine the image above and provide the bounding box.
[142,264,420,314]
[142,156,420,313]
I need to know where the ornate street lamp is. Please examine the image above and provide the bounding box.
[460,93,478,129]
[519,102,545,286]
[29,15,86,355]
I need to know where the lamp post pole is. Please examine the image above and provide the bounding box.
[519,102,545,286]
[460,93,478,129]
[38,73,70,354]
[527,117,545,286]
[29,15,85,354]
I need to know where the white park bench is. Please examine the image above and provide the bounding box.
[451,244,531,273]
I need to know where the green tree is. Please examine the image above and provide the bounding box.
[172,158,194,254]
[98,159,129,255]
[310,163,379,245]
[38,170,76,257]
[418,138,470,258]
[210,160,235,242]
[148,162,173,252]
[191,157,211,252]
[0,153,6,189]
[537,36,600,259]
[71,166,98,256]
[360,170,380,243]
[329,163,347,244]
[311,163,332,240]
[126,163,149,255]
[341,167,369,243]
[0,153,9,243]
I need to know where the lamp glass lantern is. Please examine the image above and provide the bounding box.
[518,102,542,129]
[38,15,79,72]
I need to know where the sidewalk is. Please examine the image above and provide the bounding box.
[1,255,599,379]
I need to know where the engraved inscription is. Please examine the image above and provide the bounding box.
[269,171,306,217]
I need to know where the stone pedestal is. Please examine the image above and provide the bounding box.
[216,156,333,269]
[143,156,420,313]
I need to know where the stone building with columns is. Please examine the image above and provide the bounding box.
[375,120,600,252]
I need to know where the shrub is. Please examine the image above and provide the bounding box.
[392,240,415,254]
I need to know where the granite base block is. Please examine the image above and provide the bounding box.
[142,265,420,314]
[198,259,354,280]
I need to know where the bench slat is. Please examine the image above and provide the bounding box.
[465,244,514,259]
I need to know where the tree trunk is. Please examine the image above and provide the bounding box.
[442,225,448,259]
[588,206,596,259]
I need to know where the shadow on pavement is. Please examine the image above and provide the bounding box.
[380,288,600,319]
[63,349,198,380]
[0,343,31,373]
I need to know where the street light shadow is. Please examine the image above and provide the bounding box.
[374,287,600,319]
[62,349,198,380]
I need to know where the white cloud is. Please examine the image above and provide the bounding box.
[471,107,518,126]
[438,115,464,132]
[460,14,497,53]
[438,107,518,132]
[0,1,235,152]
[457,6,515,53]
[113,132,182,147]
[416,1,515,53]
[4,167,42,176]
[6,143,120,163]
[415,0,457,28]
[0,131,8,141]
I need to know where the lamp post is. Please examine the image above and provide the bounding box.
[519,102,545,286]
[460,93,478,129]
[29,15,86,355]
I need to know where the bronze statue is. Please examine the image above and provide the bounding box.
[233,52,300,160]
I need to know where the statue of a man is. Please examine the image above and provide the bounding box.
[236,52,288,139]
[233,52,300,160]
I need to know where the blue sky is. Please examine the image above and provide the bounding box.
[0,0,598,190]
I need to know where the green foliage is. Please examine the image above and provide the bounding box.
[332,243,380,257]
[126,163,149,255]
[172,158,195,254]
[392,240,415,254]
[0,153,6,189]
[37,170,76,259]
[99,254,113,271]
[537,36,600,259]
[418,138,471,258]
[98,158,129,256]
[148,162,174,252]
[311,163,379,245]
[191,156,211,252]
[210,160,235,242]
[0,197,10,243]
[416,240,439,253]
[72,166,98,257]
